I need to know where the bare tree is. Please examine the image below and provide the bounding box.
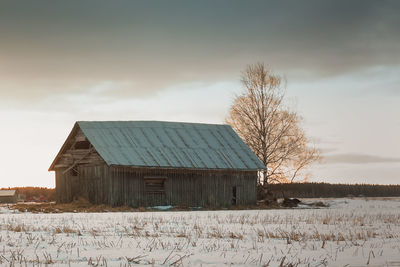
[226,63,320,185]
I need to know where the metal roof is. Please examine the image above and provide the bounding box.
[0,190,16,197]
[75,121,265,170]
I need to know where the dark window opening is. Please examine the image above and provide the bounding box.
[144,176,166,193]
[75,141,90,149]
[71,168,78,177]
[232,186,237,205]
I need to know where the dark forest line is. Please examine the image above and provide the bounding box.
[268,182,400,198]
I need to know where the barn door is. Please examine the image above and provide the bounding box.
[236,186,241,205]
[232,185,242,205]
[232,186,237,205]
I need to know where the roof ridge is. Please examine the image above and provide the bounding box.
[77,120,229,127]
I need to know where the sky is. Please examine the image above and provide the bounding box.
[0,0,399,187]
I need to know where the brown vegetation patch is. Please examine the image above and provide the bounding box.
[7,196,322,213]
[10,198,139,213]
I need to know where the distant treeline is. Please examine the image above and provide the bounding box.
[268,182,400,198]
[1,187,56,202]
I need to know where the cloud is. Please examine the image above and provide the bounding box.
[0,0,399,101]
[323,153,400,164]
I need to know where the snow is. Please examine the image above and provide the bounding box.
[149,205,174,210]
[1,197,400,266]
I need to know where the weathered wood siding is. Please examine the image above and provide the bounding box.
[56,165,257,207]
[0,195,17,204]
[54,126,108,204]
[54,128,104,169]
[109,167,256,207]
[56,164,110,204]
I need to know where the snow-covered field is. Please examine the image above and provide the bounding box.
[1,198,400,266]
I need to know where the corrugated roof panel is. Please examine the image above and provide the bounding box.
[200,129,223,149]
[132,128,153,148]
[143,128,164,147]
[218,150,236,169]
[125,128,143,148]
[190,148,208,168]
[180,149,198,168]
[195,148,217,168]
[77,121,265,170]
[221,148,247,169]
[109,147,128,165]
[119,128,139,147]
[218,127,241,148]
[169,147,192,167]
[120,147,144,166]
[111,128,128,147]
[130,147,148,166]
[164,128,186,148]
[98,128,118,147]
[137,147,157,166]
[187,128,210,149]
[214,128,237,149]
[152,127,175,148]
[206,149,228,169]
[155,147,173,166]
[176,128,198,148]
[191,149,208,168]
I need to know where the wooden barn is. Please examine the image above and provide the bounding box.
[49,121,265,207]
[0,190,18,204]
